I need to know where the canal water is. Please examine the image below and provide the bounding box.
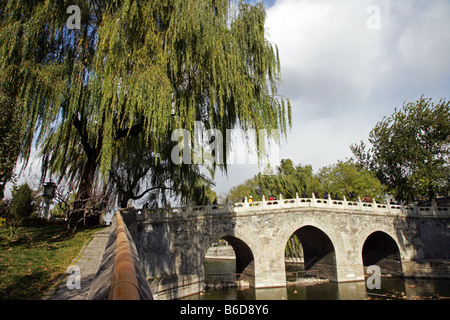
[181,259,450,300]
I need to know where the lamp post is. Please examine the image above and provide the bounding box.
[43,182,56,220]
[0,181,4,200]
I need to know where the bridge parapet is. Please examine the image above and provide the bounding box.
[138,201,234,221]
[134,195,450,297]
[234,194,402,214]
[87,209,153,300]
[234,194,449,217]
[138,193,449,221]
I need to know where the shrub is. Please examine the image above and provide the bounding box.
[10,183,35,221]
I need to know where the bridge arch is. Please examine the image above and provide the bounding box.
[361,231,403,277]
[284,225,338,282]
[203,235,255,285]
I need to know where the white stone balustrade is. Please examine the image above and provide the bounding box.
[139,201,233,221]
[139,194,449,221]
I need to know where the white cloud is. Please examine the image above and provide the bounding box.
[266,0,378,107]
[215,0,450,195]
[266,0,450,116]
[393,1,450,83]
[4,148,43,198]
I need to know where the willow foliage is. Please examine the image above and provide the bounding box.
[0,0,290,200]
[0,81,20,199]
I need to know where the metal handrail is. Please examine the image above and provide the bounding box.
[109,211,140,300]
[286,270,320,282]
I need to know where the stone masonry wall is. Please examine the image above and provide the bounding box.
[135,205,449,298]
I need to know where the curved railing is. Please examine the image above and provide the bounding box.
[233,194,448,215]
[109,211,140,300]
[139,193,449,220]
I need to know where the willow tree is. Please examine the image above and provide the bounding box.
[0,1,291,223]
[0,82,21,200]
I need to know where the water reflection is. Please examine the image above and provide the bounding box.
[183,259,450,300]
[185,278,450,300]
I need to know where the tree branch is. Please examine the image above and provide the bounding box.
[73,113,93,155]
[129,175,175,201]
[90,0,103,24]
[114,122,144,141]
[131,185,176,201]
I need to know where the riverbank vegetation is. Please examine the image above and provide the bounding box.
[227,159,386,203]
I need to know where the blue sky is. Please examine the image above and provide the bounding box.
[251,0,276,7]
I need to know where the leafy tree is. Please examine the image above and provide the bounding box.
[227,159,315,201]
[227,176,261,202]
[0,1,290,226]
[349,141,373,172]
[276,159,315,198]
[188,179,217,205]
[315,160,385,201]
[227,159,385,202]
[351,96,449,202]
[257,159,315,198]
[285,234,303,260]
[10,183,36,221]
[0,83,20,200]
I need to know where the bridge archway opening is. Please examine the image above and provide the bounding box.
[362,231,403,277]
[285,226,338,282]
[204,236,255,287]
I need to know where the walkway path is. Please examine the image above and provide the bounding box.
[43,226,110,300]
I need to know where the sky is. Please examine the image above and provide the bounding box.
[212,0,450,196]
[5,0,450,201]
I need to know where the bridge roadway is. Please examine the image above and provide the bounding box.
[134,194,450,299]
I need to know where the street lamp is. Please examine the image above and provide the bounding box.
[0,181,4,199]
[43,182,57,220]
[43,182,56,198]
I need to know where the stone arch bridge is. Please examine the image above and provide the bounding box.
[131,195,450,299]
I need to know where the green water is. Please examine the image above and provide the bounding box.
[182,259,450,300]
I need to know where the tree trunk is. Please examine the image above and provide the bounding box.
[119,196,129,209]
[69,151,98,229]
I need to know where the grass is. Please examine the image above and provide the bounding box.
[0,222,105,300]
